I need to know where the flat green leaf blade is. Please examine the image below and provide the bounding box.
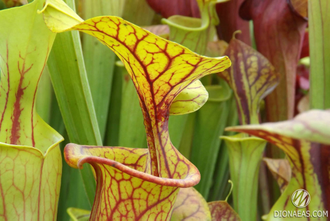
[118,61,146,148]
[103,62,123,146]
[309,0,330,109]
[48,33,101,145]
[46,0,100,207]
[82,0,117,139]
[208,95,238,201]
[191,80,232,198]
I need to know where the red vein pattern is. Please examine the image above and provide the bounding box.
[68,16,230,179]
[0,144,62,221]
[0,43,62,221]
[65,144,190,220]
[0,0,62,220]
[45,13,233,221]
[208,201,241,221]
[219,37,279,125]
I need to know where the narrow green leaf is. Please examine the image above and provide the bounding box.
[48,90,65,134]
[103,62,123,146]
[46,0,100,207]
[118,61,146,148]
[208,95,238,201]
[175,113,196,158]
[191,80,232,198]
[169,115,190,148]
[82,0,117,139]
[309,0,330,109]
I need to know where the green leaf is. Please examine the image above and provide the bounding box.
[208,95,238,201]
[57,132,91,221]
[45,0,100,207]
[103,62,123,146]
[191,80,232,198]
[118,61,146,148]
[82,0,117,139]
[173,113,196,157]
[309,0,330,109]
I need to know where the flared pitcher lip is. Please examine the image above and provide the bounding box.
[64,143,201,188]
[0,115,64,157]
[0,134,63,158]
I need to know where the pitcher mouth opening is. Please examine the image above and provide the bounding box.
[64,143,201,188]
